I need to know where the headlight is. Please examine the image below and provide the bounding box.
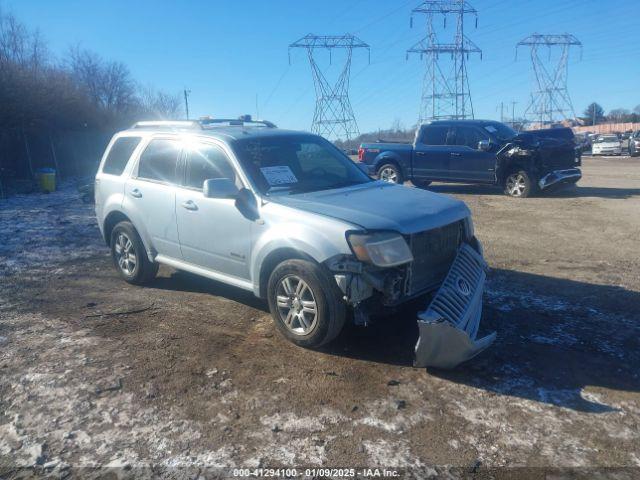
[346,231,413,267]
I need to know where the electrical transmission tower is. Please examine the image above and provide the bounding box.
[407,1,482,123]
[289,34,370,141]
[516,34,582,125]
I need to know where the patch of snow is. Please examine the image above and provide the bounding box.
[259,409,345,433]
[362,439,425,468]
[0,182,106,277]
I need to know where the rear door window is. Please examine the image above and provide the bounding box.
[137,139,181,184]
[101,137,141,175]
[420,126,449,146]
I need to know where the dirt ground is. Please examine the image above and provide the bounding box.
[1,156,639,478]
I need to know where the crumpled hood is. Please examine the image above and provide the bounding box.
[268,181,470,235]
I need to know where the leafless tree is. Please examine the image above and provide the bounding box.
[138,87,183,119]
[67,46,137,116]
[608,108,630,122]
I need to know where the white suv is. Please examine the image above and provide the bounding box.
[94,119,494,368]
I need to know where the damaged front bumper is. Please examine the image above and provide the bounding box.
[538,168,582,190]
[414,244,496,369]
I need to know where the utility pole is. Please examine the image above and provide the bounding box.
[516,34,582,126]
[183,88,191,120]
[289,34,370,141]
[498,102,505,122]
[407,0,482,123]
[511,100,517,127]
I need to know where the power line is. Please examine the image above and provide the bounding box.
[289,34,370,141]
[407,0,482,123]
[516,33,582,124]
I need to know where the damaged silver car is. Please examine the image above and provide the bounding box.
[95,118,495,369]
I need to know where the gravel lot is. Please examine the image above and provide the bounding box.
[1,156,639,477]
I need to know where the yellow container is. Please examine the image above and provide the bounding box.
[38,170,56,193]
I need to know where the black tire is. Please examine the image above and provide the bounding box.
[267,259,346,348]
[110,221,158,285]
[412,179,432,189]
[504,169,537,198]
[377,162,403,184]
[630,148,638,158]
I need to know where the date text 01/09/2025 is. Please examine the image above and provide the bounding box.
[232,468,400,477]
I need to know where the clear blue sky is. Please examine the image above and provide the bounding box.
[4,0,638,135]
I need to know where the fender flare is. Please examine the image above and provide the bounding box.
[372,153,404,175]
[496,147,538,184]
[251,232,344,298]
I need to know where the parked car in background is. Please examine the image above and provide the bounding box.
[94,119,494,368]
[591,134,622,156]
[619,132,631,150]
[574,132,592,152]
[629,131,640,157]
[358,120,581,198]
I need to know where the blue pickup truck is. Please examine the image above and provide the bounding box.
[357,120,582,198]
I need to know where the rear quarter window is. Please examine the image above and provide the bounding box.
[101,137,142,175]
[420,126,449,146]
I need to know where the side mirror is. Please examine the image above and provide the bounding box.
[478,140,491,152]
[203,178,239,199]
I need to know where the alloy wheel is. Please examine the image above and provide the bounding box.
[276,275,318,335]
[379,167,398,183]
[506,173,526,197]
[114,232,137,276]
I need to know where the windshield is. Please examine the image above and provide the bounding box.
[232,134,372,195]
[484,123,517,141]
[596,136,619,143]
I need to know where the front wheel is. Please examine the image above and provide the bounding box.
[267,259,346,348]
[377,163,403,184]
[504,170,536,198]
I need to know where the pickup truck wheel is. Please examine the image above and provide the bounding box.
[110,221,158,285]
[267,259,346,348]
[377,163,403,184]
[504,170,536,198]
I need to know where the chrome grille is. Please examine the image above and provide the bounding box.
[427,244,486,336]
[408,221,463,294]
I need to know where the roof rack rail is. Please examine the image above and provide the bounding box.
[131,120,202,130]
[199,116,277,129]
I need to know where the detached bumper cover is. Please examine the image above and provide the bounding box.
[414,244,496,369]
[538,168,582,190]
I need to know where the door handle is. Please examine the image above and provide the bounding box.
[130,188,142,198]
[181,200,198,211]
[415,151,426,156]
[450,152,462,157]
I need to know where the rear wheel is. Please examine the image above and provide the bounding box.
[504,170,536,198]
[377,163,403,184]
[110,221,158,285]
[267,259,346,348]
